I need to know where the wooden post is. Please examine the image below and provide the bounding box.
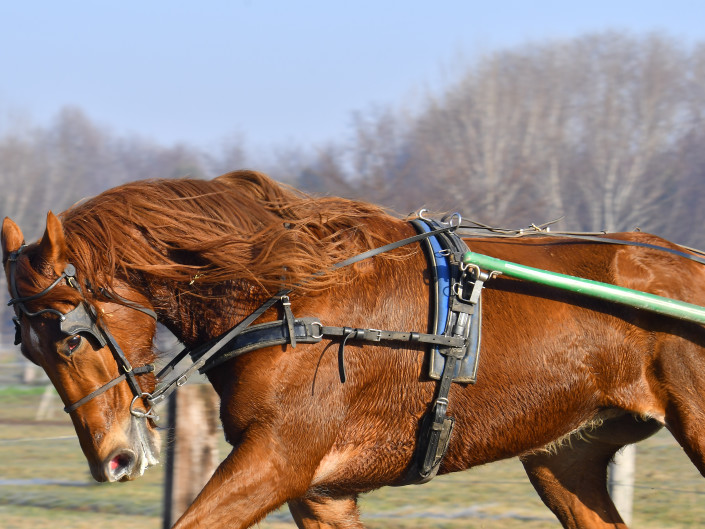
[162,392,178,529]
[608,444,636,526]
[162,384,220,528]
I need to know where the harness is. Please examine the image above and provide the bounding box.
[15,214,705,482]
[7,215,484,482]
[149,215,485,482]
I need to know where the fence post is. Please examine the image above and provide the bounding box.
[608,443,636,526]
[162,384,220,529]
[35,384,57,421]
[162,392,178,529]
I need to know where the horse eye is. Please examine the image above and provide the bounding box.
[67,335,82,353]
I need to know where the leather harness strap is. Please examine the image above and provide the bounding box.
[154,218,484,484]
[147,223,459,406]
[409,218,485,482]
[197,317,467,374]
[457,221,705,266]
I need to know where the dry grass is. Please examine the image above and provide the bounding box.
[2,385,705,528]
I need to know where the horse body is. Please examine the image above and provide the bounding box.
[3,170,705,529]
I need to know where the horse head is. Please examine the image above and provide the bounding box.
[2,212,160,482]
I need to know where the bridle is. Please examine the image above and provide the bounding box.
[6,247,159,419]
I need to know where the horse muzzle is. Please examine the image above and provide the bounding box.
[91,415,160,482]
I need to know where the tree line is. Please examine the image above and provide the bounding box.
[1,31,704,344]
[300,31,705,248]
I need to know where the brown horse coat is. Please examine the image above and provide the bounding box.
[3,170,702,529]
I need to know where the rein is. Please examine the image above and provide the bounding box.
[456,220,705,266]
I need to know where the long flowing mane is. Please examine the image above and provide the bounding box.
[59,170,404,299]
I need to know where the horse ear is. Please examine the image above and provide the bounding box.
[37,212,68,275]
[2,217,25,265]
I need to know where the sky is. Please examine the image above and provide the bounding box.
[1,1,704,153]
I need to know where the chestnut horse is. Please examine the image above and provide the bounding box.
[4,170,704,529]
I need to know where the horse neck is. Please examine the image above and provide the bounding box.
[144,278,268,347]
[143,219,427,347]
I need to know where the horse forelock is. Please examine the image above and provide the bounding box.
[59,170,404,303]
[9,246,85,312]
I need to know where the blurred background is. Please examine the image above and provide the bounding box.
[2,1,705,527]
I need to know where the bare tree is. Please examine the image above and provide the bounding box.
[565,33,690,233]
[302,32,705,244]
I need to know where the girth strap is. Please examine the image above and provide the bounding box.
[405,217,486,484]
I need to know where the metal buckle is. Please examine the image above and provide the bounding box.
[366,329,382,341]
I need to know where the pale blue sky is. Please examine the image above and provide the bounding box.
[1,1,703,152]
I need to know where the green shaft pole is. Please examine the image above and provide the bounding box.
[463,251,705,325]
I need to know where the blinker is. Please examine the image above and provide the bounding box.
[59,303,107,347]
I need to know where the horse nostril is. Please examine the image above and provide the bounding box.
[105,449,136,482]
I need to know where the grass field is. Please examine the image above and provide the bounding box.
[2,384,705,528]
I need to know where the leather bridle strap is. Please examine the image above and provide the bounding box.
[64,364,155,413]
[148,291,289,406]
[7,246,159,417]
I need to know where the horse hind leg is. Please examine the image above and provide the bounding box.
[521,412,662,529]
[288,494,365,529]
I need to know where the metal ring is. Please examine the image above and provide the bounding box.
[441,212,462,228]
[130,392,159,420]
[416,208,430,221]
[310,321,324,340]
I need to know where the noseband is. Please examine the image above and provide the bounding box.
[6,247,158,419]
